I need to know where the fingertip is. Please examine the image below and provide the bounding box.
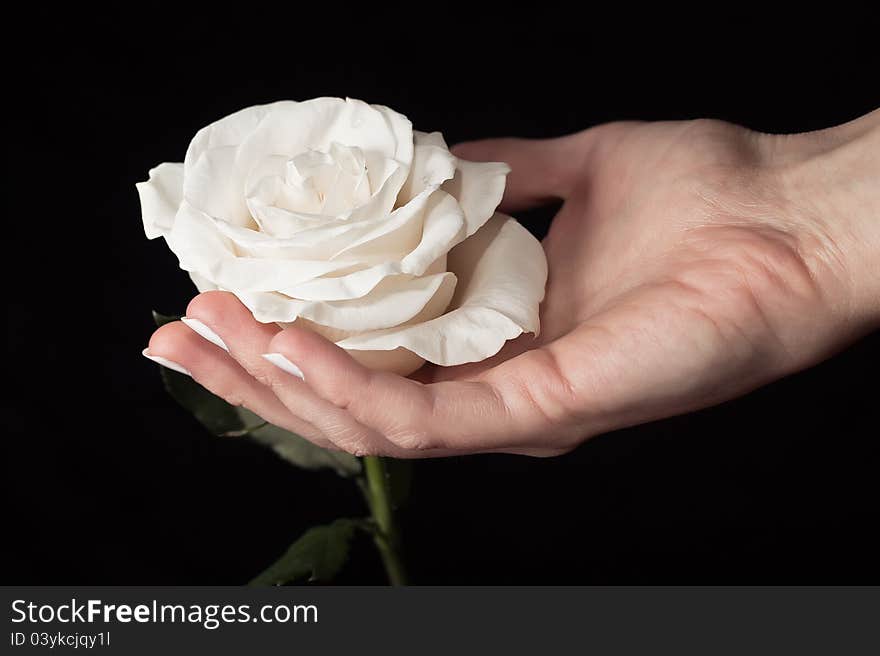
[146,321,208,375]
[148,320,197,359]
[450,137,517,162]
[185,290,245,327]
[453,136,580,211]
[450,140,482,159]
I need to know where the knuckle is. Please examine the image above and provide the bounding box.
[350,444,383,457]
[188,370,244,409]
[321,422,377,457]
[385,427,434,451]
[196,375,246,409]
[339,439,381,457]
[253,369,278,388]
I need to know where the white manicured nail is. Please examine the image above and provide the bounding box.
[182,317,229,351]
[262,353,305,380]
[142,348,191,376]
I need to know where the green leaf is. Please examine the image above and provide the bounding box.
[152,310,181,327]
[237,408,361,477]
[250,519,363,585]
[160,368,246,436]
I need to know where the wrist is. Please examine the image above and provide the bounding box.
[774,111,880,330]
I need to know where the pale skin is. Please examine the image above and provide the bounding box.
[147,111,880,458]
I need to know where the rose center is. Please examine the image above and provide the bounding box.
[279,142,372,217]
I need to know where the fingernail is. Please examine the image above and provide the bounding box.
[142,348,191,376]
[182,317,229,351]
[262,353,305,380]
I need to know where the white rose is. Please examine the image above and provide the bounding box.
[137,97,547,375]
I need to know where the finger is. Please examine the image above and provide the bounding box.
[253,332,411,457]
[265,326,580,455]
[183,291,380,452]
[451,130,601,213]
[181,291,342,449]
[147,320,334,449]
[184,291,281,374]
[180,293,455,457]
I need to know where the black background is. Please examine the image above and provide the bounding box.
[3,14,878,584]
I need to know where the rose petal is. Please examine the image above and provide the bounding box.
[183,99,412,228]
[166,202,354,291]
[335,214,547,366]
[443,159,510,237]
[280,263,413,302]
[328,184,436,261]
[246,154,324,220]
[136,162,184,239]
[184,146,253,226]
[235,98,413,177]
[399,190,466,273]
[184,102,278,172]
[318,145,372,216]
[345,164,408,222]
[445,214,545,333]
[340,348,427,376]
[211,185,434,263]
[363,150,402,196]
[246,175,335,237]
[397,131,457,203]
[269,161,500,292]
[275,191,464,300]
[245,159,407,237]
[235,271,456,328]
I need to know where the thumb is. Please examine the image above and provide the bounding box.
[451,130,599,212]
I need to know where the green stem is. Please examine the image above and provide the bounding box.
[362,456,408,585]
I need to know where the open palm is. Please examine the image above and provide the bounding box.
[148,118,869,457]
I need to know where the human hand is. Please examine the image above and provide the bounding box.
[146,112,880,457]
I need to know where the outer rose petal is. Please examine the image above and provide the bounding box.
[184,103,278,172]
[136,162,184,239]
[397,131,457,203]
[184,146,253,226]
[235,271,457,329]
[166,202,353,291]
[335,213,547,368]
[183,99,413,227]
[181,103,281,227]
[235,98,414,178]
[208,183,435,264]
[442,159,510,237]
